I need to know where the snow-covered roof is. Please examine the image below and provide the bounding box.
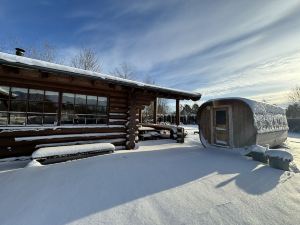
[201,97,289,133]
[0,52,201,100]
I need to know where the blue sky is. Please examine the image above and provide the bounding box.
[1,0,300,106]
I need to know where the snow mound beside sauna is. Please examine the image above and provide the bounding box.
[32,143,115,159]
[249,144,267,153]
[26,159,42,167]
[265,149,294,161]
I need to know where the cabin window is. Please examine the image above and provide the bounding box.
[0,86,10,125]
[0,85,107,126]
[0,86,59,126]
[61,92,107,125]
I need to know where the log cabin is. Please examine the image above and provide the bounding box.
[197,98,288,148]
[0,51,201,158]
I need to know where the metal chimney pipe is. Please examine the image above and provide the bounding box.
[15,48,25,56]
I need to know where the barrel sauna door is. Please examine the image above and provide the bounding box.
[213,108,229,146]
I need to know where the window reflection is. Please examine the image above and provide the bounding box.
[11,87,27,100]
[27,113,43,125]
[29,89,44,101]
[61,93,107,125]
[0,113,8,125]
[10,113,26,125]
[45,91,59,103]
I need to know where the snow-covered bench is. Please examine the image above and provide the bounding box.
[32,143,115,164]
[140,124,185,142]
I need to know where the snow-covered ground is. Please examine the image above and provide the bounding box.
[287,132,300,168]
[0,126,299,225]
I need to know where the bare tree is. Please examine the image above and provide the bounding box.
[27,42,59,63]
[289,86,300,103]
[71,48,102,72]
[111,63,135,80]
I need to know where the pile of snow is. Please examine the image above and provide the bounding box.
[32,143,115,159]
[26,159,42,167]
[265,149,294,161]
[249,145,268,153]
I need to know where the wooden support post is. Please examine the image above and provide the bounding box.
[126,92,138,150]
[176,99,180,126]
[57,92,63,126]
[139,109,142,123]
[153,98,157,124]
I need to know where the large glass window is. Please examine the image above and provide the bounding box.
[0,86,59,126]
[0,86,10,125]
[61,93,107,125]
[0,85,107,126]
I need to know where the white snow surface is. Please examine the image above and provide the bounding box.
[205,97,288,133]
[0,52,200,98]
[0,125,299,225]
[32,143,115,159]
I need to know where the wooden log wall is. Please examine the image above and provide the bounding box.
[0,64,162,158]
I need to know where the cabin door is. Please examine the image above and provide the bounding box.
[213,107,230,146]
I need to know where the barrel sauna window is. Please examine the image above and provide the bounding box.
[61,93,107,125]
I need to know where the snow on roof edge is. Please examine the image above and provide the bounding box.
[0,52,201,100]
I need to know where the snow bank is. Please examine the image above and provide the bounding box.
[26,159,42,167]
[32,143,115,159]
[249,145,267,153]
[265,149,294,161]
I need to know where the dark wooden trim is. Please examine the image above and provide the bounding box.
[139,109,142,123]
[57,92,63,125]
[153,98,157,124]
[176,99,180,126]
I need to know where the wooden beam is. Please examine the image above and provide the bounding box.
[176,99,180,126]
[153,98,157,124]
